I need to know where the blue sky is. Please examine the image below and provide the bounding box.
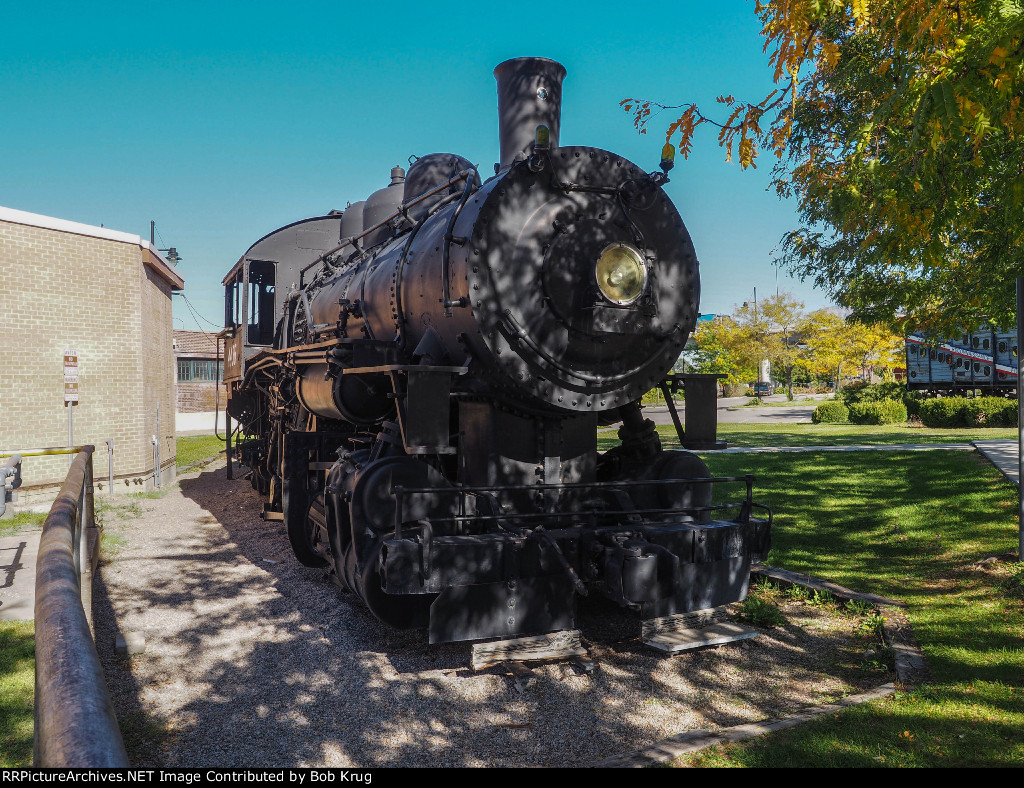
[2,0,834,332]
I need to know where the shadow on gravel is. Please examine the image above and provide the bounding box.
[94,464,890,768]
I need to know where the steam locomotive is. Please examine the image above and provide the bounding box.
[221,58,771,645]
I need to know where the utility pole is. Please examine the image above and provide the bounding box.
[1017,278,1023,562]
[754,287,760,386]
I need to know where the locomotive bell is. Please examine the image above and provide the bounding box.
[494,57,566,170]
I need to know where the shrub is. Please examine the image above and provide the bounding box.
[838,381,908,406]
[836,380,869,405]
[903,391,924,417]
[963,397,1017,427]
[812,401,849,424]
[919,397,968,427]
[738,596,786,628]
[918,396,1017,428]
[848,400,908,425]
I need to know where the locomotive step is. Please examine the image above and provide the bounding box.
[471,629,587,671]
[642,621,758,654]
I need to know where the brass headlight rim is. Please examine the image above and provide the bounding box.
[595,242,648,306]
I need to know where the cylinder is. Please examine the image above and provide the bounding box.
[494,57,566,170]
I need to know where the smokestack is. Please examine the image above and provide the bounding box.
[493,57,567,171]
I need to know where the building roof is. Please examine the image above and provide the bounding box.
[174,330,219,357]
[0,205,185,291]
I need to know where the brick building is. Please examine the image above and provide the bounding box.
[174,330,222,413]
[0,205,184,498]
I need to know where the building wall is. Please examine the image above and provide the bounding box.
[0,215,179,497]
[140,261,177,488]
[177,381,220,413]
[173,329,222,414]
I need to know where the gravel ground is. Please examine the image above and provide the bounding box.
[93,458,894,768]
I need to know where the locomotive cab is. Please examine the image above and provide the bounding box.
[221,215,345,382]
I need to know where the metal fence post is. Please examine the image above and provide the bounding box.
[103,438,114,495]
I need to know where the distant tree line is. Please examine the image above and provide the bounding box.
[680,292,904,396]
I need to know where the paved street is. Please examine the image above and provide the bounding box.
[642,393,832,427]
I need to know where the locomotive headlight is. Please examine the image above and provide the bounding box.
[595,244,647,305]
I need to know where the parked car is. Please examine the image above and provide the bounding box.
[753,382,772,396]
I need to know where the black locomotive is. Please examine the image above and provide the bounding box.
[221,58,771,645]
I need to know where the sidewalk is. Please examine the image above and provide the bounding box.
[973,439,1019,486]
[0,526,41,621]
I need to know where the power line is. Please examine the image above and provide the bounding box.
[176,292,222,332]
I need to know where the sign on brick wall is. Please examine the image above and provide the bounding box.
[63,349,78,403]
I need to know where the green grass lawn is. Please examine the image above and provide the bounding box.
[0,511,45,537]
[175,434,226,470]
[675,448,1024,767]
[0,621,34,767]
[595,423,1017,451]
[712,423,1018,447]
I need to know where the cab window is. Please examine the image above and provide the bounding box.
[247,261,276,346]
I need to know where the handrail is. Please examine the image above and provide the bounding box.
[0,445,92,458]
[33,446,128,767]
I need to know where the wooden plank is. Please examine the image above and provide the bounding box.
[502,661,537,691]
[642,607,729,639]
[471,629,587,671]
[752,564,906,608]
[643,621,758,654]
[261,509,284,522]
[597,683,896,768]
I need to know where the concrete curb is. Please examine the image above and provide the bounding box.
[703,443,974,454]
[597,565,931,767]
[597,684,896,767]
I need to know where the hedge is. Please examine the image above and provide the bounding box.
[812,401,849,424]
[838,381,907,406]
[918,396,1017,428]
[848,400,908,425]
[963,397,1017,427]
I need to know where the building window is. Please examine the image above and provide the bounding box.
[177,359,222,382]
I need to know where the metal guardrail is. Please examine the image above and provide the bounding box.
[30,445,128,767]
[1,443,115,495]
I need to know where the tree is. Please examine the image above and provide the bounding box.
[850,321,905,379]
[685,316,757,390]
[750,291,808,397]
[623,1,1024,334]
[801,309,863,389]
